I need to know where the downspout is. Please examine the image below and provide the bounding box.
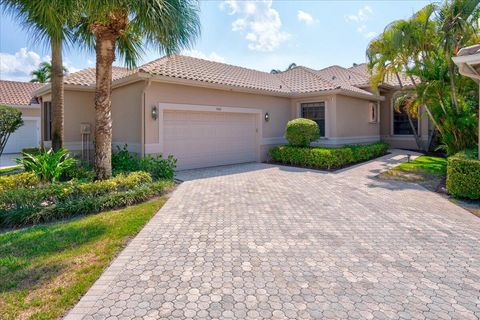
[141,79,152,157]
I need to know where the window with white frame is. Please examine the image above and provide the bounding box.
[301,102,325,137]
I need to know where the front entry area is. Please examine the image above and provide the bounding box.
[161,107,260,170]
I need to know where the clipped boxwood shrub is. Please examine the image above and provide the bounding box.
[0,171,174,227]
[269,142,389,169]
[285,118,320,147]
[446,149,480,199]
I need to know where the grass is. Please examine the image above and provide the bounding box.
[390,155,447,175]
[0,197,168,320]
[378,155,447,191]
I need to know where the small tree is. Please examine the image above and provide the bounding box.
[285,118,320,147]
[0,105,23,157]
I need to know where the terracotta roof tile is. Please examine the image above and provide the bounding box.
[348,63,415,87]
[64,67,135,86]
[139,55,290,93]
[0,80,43,105]
[316,65,370,87]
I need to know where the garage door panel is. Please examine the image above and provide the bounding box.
[163,110,258,170]
[3,119,39,154]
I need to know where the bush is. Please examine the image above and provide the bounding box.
[61,165,95,182]
[21,147,42,156]
[16,148,76,182]
[0,172,40,192]
[112,144,177,180]
[0,171,173,227]
[269,142,389,169]
[446,149,480,199]
[285,118,320,147]
[0,105,23,157]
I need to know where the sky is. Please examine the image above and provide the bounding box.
[0,0,432,82]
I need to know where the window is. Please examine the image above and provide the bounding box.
[44,101,52,140]
[301,102,325,137]
[369,103,378,123]
[393,105,418,135]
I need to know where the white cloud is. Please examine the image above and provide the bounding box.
[297,10,314,25]
[345,6,377,39]
[0,48,81,81]
[345,5,373,23]
[221,0,290,52]
[182,50,226,63]
[0,48,48,81]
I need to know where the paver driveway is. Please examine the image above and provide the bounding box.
[66,151,480,320]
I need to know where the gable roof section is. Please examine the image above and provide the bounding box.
[0,80,43,106]
[63,67,135,86]
[316,65,370,87]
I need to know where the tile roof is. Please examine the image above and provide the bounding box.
[139,55,290,94]
[348,63,415,88]
[37,56,382,98]
[63,67,135,86]
[457,44,480,56]
[0,80,43,105]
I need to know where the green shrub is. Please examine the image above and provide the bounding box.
[446,149,480,199]
[0,172,40,192]
[269,142,389,169]
[140,155,177,180]
[61,165,95,182]
[0,105,23,157]
[285,118,320,147]
[21,147,42,155]
[112,144,177,180]
[16,148,76,182]
[0,171,172,227]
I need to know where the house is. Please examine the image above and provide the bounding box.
[0,80,43,153]
[453,44,480,159]
[34,55,430,170]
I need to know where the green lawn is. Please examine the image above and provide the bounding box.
[0,197,167,320]
[391,155,447,175]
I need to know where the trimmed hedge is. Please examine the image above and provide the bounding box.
[285,118,320,147]
[0,171,174,227]
[446,149,480,199]
[269,142,389,169]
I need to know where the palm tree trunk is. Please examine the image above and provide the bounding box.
[447,61,460,113]
[94,32,116,180]
[51,39,64,151]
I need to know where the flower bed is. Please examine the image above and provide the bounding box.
[268,142,389,170]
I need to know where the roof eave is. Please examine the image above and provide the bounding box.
[291,88,384,101]
[452,54,480,83]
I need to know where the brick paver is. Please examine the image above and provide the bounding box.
[65,150,480,319]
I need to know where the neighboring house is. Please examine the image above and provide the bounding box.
[453,44,480,159]
[0,80,43,154]
[34,55,428,170]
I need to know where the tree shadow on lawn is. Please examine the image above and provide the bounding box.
[0,220,108,293]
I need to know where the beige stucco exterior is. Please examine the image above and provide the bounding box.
[37,76,431,167]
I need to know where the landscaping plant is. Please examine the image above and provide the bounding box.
[367,0,480,155]
[447,149,480,199]
[16,148,76,182]
[269,142,389,169]
[0,105,23,157]
[285,118,320,147]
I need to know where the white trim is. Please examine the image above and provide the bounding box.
[152,103,263,162]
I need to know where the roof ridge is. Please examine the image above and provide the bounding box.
[298,66,342,89]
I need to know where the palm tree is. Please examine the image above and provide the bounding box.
[30,62,68,83]
[76,0,200,180]
[270,63,297,74]
[1,0,75,151]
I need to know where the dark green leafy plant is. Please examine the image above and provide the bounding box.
[16,148,76,182]
[446,149,480,199]
[269,142,389,169]
[285,118,320,147]
[0,105,23,157]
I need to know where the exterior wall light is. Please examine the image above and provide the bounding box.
[264,112,270,122]
[151,106,158,120]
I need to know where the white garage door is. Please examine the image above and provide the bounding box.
[3,118,39,154]
[163,110,258,170]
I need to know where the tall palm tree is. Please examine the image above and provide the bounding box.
[1,0,75,151]
[30,61,68,83]
[270,62,297,74]
[76,0,200,180]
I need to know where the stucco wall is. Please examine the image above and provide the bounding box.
[144,82,292,159]
[334,95,380,139]
[17,107,40,118]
